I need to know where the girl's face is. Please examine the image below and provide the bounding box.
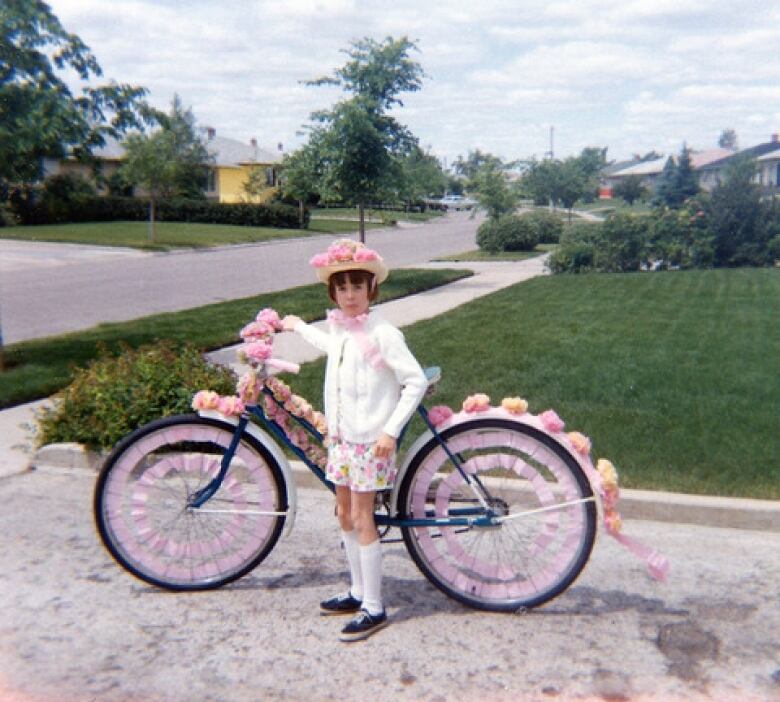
[334,277,370,317]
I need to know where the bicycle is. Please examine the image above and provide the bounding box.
[94,308,608,613]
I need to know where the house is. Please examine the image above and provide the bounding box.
[603,148,733,197]
[43,128,283,203]
[202,127,284,204]
[697,134,780,194]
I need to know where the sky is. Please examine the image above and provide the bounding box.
[47,0,780,168]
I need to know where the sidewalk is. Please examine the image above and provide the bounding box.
[3,256,778,532]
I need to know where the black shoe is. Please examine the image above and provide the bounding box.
[320,593,362,616]
[339,609,388,642]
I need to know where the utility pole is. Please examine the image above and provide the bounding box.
[545,126,555,160]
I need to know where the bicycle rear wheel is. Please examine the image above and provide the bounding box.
[94,414,287,591]
[398,418,597,611]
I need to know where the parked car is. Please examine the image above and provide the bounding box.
[439,195,475,211]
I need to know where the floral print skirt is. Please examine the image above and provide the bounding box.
[326,438,397,492]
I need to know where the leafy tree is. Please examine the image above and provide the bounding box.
[398,145,446,205]
[119,95,211,240]
[612,175,647,205]
[0,0,154,193]
[470,161,516,220]
[718,128,738,150]
[557,157,588,216]
[453,149,503,181]
[303,36,424,241]
[706,155,772,266]
[523,158,561,206]
[281,140,324,227]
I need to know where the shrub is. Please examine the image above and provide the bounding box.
[522,209,564,243]
[477,214,539,253]
[768,234,780,262]
[13,194,307,229]
[595,212,650,272]
[546,222,601,273]
[36,341,236,450]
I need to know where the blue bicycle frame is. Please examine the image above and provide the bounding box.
[189,382,498,529]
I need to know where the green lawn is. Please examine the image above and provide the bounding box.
[0,268,472,408]
[287,268,780,499]
[312,206,445,222]
[0,219,379,250]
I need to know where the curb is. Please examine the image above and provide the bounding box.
[30,443,780,533]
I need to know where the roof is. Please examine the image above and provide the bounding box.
[206,135,282,167]
[689,148,734,169]
[697,139,780,170]
[757,147,780,162]
[601,159,641,176]
[612,157,668,177]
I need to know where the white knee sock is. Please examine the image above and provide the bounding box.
[359,540,383,616]
[342,530,363,601]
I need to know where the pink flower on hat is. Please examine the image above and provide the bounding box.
[354,247,378,262]
[310,253,330,267]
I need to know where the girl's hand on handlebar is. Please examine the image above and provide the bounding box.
[282,315,302,331]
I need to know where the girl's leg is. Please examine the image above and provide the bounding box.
[335,486,363,601]
[351,490,384,616]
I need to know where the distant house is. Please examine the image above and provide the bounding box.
[603,148,733,197]
[43,127,283,203]
[202,127,284,204]
[697,135,780,194]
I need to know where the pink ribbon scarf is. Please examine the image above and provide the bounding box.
[327,309,387,370]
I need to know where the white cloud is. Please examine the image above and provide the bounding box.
[44,0,780,161]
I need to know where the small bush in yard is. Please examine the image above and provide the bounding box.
[522,209,564,243]
[477,214,539,253]
[37,341,236,451]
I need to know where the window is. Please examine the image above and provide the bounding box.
[206,168,217,193]
[266,168,276,187]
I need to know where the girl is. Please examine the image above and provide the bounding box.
[283,239,428,642]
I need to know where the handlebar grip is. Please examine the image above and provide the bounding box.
[266,358,300,375]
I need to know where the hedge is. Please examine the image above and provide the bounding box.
[12,195,307,229]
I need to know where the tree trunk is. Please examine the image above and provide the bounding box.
[358,202,365,243]
[298,199,305,228]
[148,198,156,242]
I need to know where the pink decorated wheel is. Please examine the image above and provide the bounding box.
[94,415,287,590]
[397,418,597,611]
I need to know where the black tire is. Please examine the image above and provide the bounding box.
[397,418,597,611]
[94,414,287,591]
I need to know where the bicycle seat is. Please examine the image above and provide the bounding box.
[424,366,441,395]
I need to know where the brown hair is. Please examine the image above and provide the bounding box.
[327,269,379,303]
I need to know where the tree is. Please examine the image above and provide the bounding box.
[453,149,503,181]
[303,36,424,241]
[471,161,516,220]
[653,145,699,208]
[0,1,154,192]
[398,145,446,205]
[119,96,211,241]
[718,128,738,151]
[281,140,324,227]
[613,175,647,205]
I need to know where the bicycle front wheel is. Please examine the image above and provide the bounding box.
[398,418,597,612]
[94,414,287,591]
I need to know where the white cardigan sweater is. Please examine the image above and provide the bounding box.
[293,311,428,443]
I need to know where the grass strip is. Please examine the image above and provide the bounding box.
[0,268,472,408]
[288,267,779,499]
[0,219,381,250]
[435,245,554,262]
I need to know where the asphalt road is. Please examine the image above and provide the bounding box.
[1,467,778,702]
[0,213,481,344]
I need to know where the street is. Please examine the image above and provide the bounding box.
[0,213,481,344]
[1,467,778,702]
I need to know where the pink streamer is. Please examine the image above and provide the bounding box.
[608,530,670,582]
[327,309,387,370]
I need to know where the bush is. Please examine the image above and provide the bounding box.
[522,209,564,243]
[768,234,780,262]
[13,194,307,229]
[36,341,236,450]
[477,214,539,253]
[546,222,601,273]
[595,212,650,272]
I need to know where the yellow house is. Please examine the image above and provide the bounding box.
[203,128,283,204]
[43,128,283,203]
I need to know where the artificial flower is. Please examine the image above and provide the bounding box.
[217,395,245,417]
[463,393,491,412]
[243,341,273,363]
[501,397,528,415]
[256,307,282,330]
[568,431,592,456]
[240,320,274,342]
[309,252,330,267]
[596,458,619,489]
[191,390,220,411]
[604,511,623,534]
[539,409,565,433]
[237,371,262,405]
[602,484,620,510]
[428,405,454,426]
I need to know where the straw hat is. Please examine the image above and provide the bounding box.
[309,238,389,284]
